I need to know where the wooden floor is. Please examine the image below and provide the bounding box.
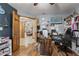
[52,43,78,56]
[13,43,40,56]
[13,42,78,56]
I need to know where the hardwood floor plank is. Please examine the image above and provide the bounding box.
[13,42,78,56]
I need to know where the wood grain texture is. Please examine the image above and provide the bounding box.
[52,43,78,56]
[13,43,40,56]
[13,42,78,56]
[12,10,20,52]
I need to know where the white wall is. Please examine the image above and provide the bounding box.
[37,15,66,30]
[54,24,65,34]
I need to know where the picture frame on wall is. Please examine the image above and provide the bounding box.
[25,21,33,36]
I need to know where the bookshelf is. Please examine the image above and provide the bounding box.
[0,37,12,56]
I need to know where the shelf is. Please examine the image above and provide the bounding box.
[0,37,11,56]
[0,47,10,56]
[0,47,9,51]
[0,37,9,45]
[2,51,10,56]
[0,41,8,45]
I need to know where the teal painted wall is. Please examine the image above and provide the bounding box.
[0,3,15,39]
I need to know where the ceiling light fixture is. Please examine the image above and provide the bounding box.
[34,3,38,6]
[33,3,55,6]
[49,3,55,5]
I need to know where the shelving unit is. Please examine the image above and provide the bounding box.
[64,14,79,55]
[0,37,12,56]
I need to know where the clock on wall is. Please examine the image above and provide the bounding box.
[0,5,5,14]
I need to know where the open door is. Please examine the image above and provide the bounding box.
[12,10,20,52]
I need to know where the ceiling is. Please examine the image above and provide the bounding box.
[9,3,79,17]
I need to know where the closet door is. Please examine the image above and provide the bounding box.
[12,10,20,52]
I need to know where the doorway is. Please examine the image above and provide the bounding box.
[12,16,38,56]
[20,17,37,47]
[12,11,37,55]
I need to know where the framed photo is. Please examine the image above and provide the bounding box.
[25,20,33,36]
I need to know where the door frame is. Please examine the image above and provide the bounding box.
[12,10,20,53]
